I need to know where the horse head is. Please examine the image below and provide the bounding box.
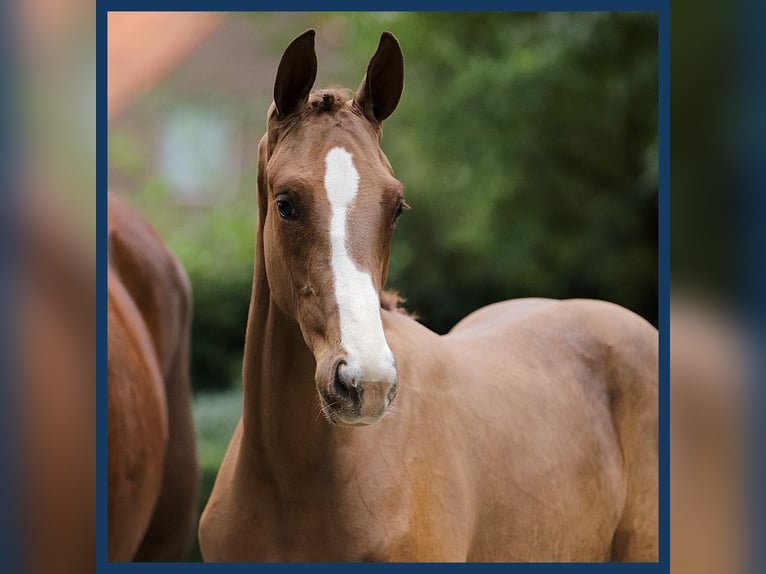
[257,29,406,426]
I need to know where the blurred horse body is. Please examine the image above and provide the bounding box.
[108,194,198,561]
[200,31,658,562]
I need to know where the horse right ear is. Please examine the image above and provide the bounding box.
[274,29,317,119]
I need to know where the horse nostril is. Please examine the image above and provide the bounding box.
[333,361,356,400]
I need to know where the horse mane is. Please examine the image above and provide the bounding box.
[380,289,416,319]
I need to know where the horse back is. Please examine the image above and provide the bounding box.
[447,298,658,465]
[108,195,192,377]
[450,298,656,386]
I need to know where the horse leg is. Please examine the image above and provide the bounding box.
[609,441,658,561]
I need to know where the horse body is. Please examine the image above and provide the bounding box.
[200,30,657,562]
[108,269,169,561]
[108,194,199,561]
[20,199,97,574]
[202,296,656,561]
[443,298,657,560]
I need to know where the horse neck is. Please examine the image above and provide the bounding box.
[240,230,334,475]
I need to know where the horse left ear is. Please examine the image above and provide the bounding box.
[353,32,404,124]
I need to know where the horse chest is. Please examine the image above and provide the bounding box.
[205,452,467,562]
[243,474,418,560]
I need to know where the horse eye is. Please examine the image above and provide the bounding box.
[393,203,405,224]
[393,200,410,225]
[276,198,298,221]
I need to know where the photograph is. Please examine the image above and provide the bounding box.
[106,11,659,563]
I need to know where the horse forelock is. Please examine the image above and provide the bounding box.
[266,88,376,156]
[309,88,353,113]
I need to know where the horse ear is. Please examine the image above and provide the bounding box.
[274,29,317,118]
[353,32,404,124]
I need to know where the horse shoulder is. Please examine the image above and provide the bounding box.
[376,311,478,559]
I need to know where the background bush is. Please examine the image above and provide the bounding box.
[346,12,657,333]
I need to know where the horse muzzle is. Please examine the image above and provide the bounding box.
[319,357,398,426]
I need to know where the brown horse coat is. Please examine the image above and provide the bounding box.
[199,30,658,562]
[108,194,199,561]
[19,199,97,574]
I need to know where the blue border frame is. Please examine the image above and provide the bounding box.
[98,2,669,571]
[97,4,109,569]
[742,0,766,567]
[0,0,20,571]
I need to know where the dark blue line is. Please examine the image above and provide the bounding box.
[0,0,20,571]
[97,3,669,571]
[742,0,766,569]
[97,2,109,569]
[101,0,664,13]
[656,1,670,571]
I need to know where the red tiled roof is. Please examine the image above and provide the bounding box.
[108,12,222,122]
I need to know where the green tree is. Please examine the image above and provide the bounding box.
[345,12,658,332]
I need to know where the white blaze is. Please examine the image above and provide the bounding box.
[323,147,396,383]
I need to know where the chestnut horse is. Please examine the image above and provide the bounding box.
[199,30,658,562]
[108,194,199,561]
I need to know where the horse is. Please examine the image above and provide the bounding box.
[108,194,199,561]
[670,300,745,574]
[199,30,658,562]
[19,196,97,574]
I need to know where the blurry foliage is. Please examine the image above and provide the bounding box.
[127,196,256,392]
[343,12,657,333]
[170,208,254,391]
[670,0,739,297]
[193,389,243,471]
[127,12,657,392]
